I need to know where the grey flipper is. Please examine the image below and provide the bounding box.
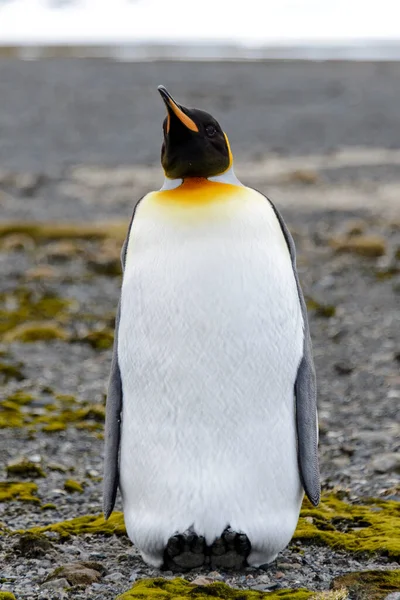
[263,194,320,506]
[103,204,141,519]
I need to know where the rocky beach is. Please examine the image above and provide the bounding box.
[0,59,399,599]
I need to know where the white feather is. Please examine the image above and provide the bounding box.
[118,182,304,567]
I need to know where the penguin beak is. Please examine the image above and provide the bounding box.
[158,85,199,134]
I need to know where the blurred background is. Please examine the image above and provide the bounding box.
[1,3,399,598]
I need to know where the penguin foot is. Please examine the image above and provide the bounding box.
[163,527,251,571]
[209,528,251,569]
[163,530,206,571]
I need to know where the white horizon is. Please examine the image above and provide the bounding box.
[1,0,400,45]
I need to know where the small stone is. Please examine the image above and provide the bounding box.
[192,576,214,585]
[255,575,271,584]
[41,577,70,590]
[275,571,285,579]
[104,572,124,582]
[334,361,354,375]
[371,453,400,474]
[385,594,400,600]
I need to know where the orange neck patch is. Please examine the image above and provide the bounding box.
[154,178,244,207]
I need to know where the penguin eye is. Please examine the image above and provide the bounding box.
[205,125,217,137]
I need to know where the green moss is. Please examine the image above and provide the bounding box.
[23,511,125,539]
[295,494,400,559]
[6,459,46,479]
[64,479,84,493]
[331,235,386,257]
[17,494,400,561]
[4,321,69,342]
[5,391,34,405]
[0,593,17,600]
[0,360,25,383]
[0,288,72,336]
[0,221,126,242]
[0,481,39,503]
[77,328,114,350]
[332,569,400,600]
[306,298,336,318]
[117,578,313,600]
[41,503,57,510]
[42,422,66,432]
[1,389,105,433]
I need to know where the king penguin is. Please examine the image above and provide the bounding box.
[103,86,320,571]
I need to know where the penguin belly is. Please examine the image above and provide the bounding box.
[118,187,304,568]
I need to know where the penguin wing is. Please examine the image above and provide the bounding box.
[103,210,138,519]
[265,196,321,507]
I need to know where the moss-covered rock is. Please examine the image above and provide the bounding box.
[20,494,399,560]
[311,592,348,600]
[4,321,69,342]
[0,288,72,337]
[117,578,313,600]
[0,358,25,384]
[306,298,336,318]
[13,532,53,558]
[6,458,46,479]
[295,494,400,559]
[77,327,114,350]
[0,592,17,600]
[23,511,126,539]
[64,479,84,494]
[1,389,105,433]
[45,561,105,586]
[332,569,400,600]
[0,481,40,503]
[0,221,126,243]
[331,235,386,257]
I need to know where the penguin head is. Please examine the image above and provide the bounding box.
[158,86,232,180]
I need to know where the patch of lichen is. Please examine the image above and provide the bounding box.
[0,592,17,600]
[0,481,40,503]
[0,351,25,383]
[0,287,73,340]
[6,459,46,479]
[332,569,400,600]
[295,494,400,559]
[64,479,84,493]
[23,511,126,539]
[117,578,313,600]
[305,297,336,318]
[4,321,69,342]
[20,493,399,562]
[75,328,114,350]
[0,221,126,243]
[1,389,105,433]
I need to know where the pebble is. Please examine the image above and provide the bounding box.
[385,594,400,600]
[41,577,69,590]
[104,572,125,583]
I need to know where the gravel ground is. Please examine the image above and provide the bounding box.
[0,59,399,599]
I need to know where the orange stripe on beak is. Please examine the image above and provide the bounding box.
[158,85,199,133]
